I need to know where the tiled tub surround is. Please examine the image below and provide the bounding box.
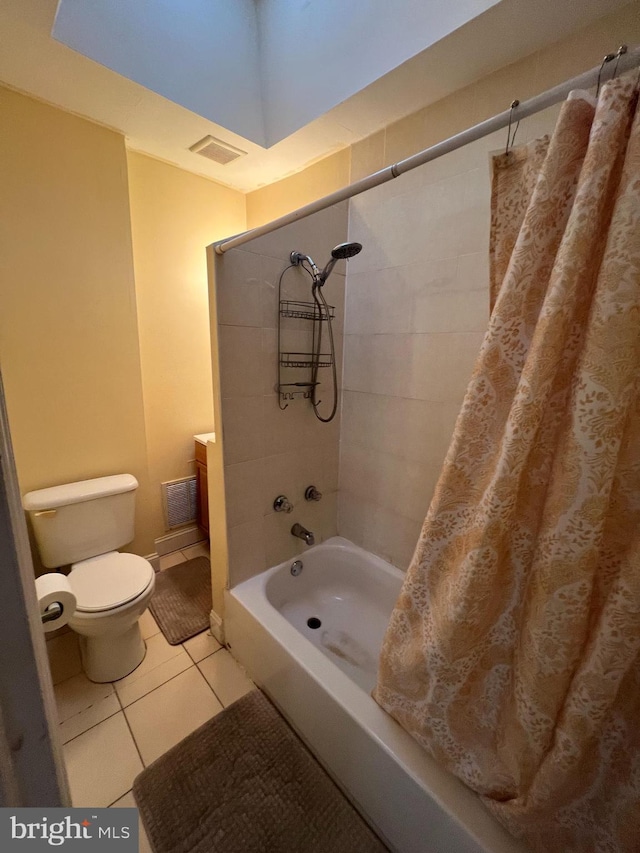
[215,203,348,587]
[46,545,255,850]
[340,106,562,570]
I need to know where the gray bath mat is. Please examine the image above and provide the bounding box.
[149,556,211,645]
[132,689,387,853]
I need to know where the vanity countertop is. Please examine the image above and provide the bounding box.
[194,432,216,446]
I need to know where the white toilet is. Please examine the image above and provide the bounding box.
[23,474,156,683]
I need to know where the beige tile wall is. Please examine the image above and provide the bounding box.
[225,0,640,577]
[336,0,640,572]
[339,104,566,570]
[246,2,640,230]
[215,204,348,586]
[350,3,640,183]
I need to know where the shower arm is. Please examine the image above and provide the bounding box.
[290,252,320,281]
[214,44,640,256]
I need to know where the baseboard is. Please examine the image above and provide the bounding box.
[155,525,204,557]
[209,609,225,645]
[144,553,160,572]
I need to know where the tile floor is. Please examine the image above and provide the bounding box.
[49,544,255,851]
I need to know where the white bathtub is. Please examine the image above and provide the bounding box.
[225,537,526,853]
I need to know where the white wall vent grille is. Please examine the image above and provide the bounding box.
[162,476,198,529]
[189,135,247,165]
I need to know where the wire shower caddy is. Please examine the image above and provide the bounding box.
[277,280,334,409]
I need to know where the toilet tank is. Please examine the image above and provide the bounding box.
[23,474,139,568]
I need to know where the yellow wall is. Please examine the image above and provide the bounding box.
[246,1,640,224]
[246,148,350,228]
[0,86,155,556]
[0,88,246,561]
[126,152,245,541]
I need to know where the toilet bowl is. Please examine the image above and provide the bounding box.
[68,552,156,683]
[23,473,157,684]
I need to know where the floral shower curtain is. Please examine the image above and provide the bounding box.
[489,135,549,311]
[374,77,640,852]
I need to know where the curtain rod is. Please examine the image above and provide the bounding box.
[214,44,640,255]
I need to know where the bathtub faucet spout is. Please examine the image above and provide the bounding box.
[291,523,315,546]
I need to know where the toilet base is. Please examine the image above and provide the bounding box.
[78,622,146,683]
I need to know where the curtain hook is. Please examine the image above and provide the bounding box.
[597,52,616,97]
[505,100,520,156]
[612,44,628,78]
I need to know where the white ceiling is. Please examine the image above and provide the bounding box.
[52,0,500,147]
[53,0,266,145]
[0,0,631,192]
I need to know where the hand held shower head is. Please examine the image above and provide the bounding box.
[291,243,362,285]
[331,242,363,260]
[319,242,362,284]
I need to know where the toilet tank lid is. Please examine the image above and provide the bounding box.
[23,474,138,511]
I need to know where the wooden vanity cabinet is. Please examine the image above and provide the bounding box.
[195,440,209,537]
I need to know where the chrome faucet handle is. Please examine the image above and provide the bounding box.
[273,495,293,513]
[304,485,322,502]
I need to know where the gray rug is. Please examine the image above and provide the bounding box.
[149,556,211,645]
[132,690,388,853]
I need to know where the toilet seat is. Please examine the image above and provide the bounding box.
[69,552,155,613]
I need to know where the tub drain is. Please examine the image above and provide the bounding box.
[307,617,321,629]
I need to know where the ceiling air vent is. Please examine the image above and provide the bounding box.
[189,135,247,165]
